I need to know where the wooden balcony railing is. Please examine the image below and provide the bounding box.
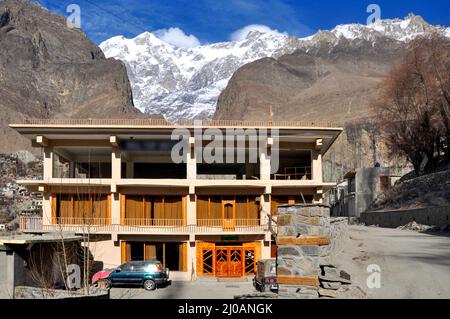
[121,219,185,227]
[19,216,267,234]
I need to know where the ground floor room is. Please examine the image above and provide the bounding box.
[90,234,272,280]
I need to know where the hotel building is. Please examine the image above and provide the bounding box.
[12,119,342,280]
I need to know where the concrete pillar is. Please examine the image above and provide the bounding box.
[187,194,196,222]
[111,193,121,224]
[312,150,323,183]
[260,193,270,225]
[259,152,271,181]
[111,149,121,181]
[187,137,196,179]
[261,240,271,259]
[43,147,53,181]
[42,192,52,225]
[187,241,197,281]
[0,248,16,299]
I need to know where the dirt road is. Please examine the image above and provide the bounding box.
[110,225,450,299]
[333,225,450,298]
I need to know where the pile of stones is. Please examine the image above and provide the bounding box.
[318,265,351,298]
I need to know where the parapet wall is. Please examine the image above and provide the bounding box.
[361,206,450,228]
[276,204,331,299]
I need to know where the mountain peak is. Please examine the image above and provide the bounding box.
[101,15,449,121]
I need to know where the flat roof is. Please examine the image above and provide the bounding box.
[10,118,342,130]
[10,118,343,155]
[0,233,82,245]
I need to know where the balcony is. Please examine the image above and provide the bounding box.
[19,216,267,234]
[272,166,312,180]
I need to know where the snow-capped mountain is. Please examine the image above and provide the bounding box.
[100,14,450,121]
[301,13,450,48]
[100,31,301,120]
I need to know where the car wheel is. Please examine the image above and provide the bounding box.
[143,279,156,291]
[260,284,268,292]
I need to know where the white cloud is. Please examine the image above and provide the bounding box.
[230,24,287,41]
[154,27,201,48]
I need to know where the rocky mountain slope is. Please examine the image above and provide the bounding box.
[213,39,408,180]
[0,0,142,153]
[212,15,450,181]
[101,14,450,122]
[214,37,405,123]
[100,31,302,120]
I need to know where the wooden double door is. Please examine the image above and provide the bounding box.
[215,246,243,277]
[197,242,260,277]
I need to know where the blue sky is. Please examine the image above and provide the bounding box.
[34,0,450,45]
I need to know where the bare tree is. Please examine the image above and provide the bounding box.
[27,240,79,298]
[371,34,450,175]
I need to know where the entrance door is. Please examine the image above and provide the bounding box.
[215,248,229,277]
[222,200,236,231]
[196,242,260,277]
[215,247,243,277]
[228,247,243,277]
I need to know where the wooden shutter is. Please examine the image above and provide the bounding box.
[235,196,247,220]
[120,241,127,264]
[196,196,209,224]
[247,196,260,223]
[144,243,157,261]
[59,194,72,221]
[153,196,164,221]
[210,196,221,219]
[164,196,182,220]
[51,194,57,224]
[144,196,151,225]
[120,194,125,225]
[182,242,188,272]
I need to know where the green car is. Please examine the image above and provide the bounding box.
[106,260,170,291]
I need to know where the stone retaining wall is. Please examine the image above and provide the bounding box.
[360,206,450,228]
[276,204,331,299]
[328,217,349,259]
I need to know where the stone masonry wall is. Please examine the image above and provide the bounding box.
[276,204,331,299]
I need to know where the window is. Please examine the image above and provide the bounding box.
[123,241,187,271]
[123,195,184,225]
[120,263,131,271]
[55,193,109,223]
[133,163,186,179]
[144,263,161,272]
[197,195,260,225]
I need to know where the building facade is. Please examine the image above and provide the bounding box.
[12,119,342,280]
[329,166,410,218]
